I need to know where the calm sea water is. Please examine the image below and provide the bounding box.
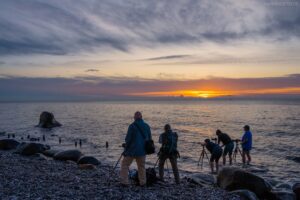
[0,100,299,183]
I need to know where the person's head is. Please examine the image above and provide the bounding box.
[134,111,142,120]
[216,129,222,136]
[244,125,250,132]
[164,124,171,132]
[204,138,210,145]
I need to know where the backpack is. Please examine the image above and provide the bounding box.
[134,123,155,155]
[129,168,157,186]
[160,132,178,155]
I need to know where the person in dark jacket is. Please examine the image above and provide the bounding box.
[216,129,234,165]
[158,124,180,184]
[201,139,223,174]
[120,111,152,186]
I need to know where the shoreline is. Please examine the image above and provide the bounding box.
[0,148,239,200]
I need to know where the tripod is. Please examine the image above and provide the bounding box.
[233,140,243,163]
[197,145,210,168]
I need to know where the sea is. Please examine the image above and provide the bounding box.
[0,100,299,184]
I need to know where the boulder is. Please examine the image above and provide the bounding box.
[15,143,50,156]
[54,150,83,162]
[229,190,259,200]
[77,156,100,166]
[187,173,215,186]
[217,167,272,199]
[37,111,61,128]
[293,183,300,200]
[0,139,20,150]
[42,149,60,157]
[271,191,296,200]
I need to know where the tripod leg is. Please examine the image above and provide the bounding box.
[238,147,243,157]
[198,151,203,166]
[201,152,205,168]
[204,150,210,162]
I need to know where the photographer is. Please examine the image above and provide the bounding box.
[216,129,234,165]
[158,124,180,184]
[120,111,152,187]
[201,139,223,174]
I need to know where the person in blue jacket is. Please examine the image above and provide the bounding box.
[241,125,252,165]
[120,111,151,186]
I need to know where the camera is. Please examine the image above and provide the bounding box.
[211,138,217,141]
[233,139,240,143]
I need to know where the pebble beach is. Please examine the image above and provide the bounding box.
[0,150,240,200]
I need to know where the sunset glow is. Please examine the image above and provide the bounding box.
[128,87,300,98]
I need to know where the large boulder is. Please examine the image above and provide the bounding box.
[15,143,50,156]
[0,139,20,150]
[54,150,83,162]
[77,156,100,166]
[217,167,272,199]
[229,190,259,200]
[37,111,61,128]
[293,183,300,200]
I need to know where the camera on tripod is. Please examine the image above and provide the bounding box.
[233,139,241,143]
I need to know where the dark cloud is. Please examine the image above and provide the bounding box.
[145,55,190,61]
[85,69,100,72]
[0,74,299,101]
[0,0,299,56]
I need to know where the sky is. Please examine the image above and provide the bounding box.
[0,0,300,100]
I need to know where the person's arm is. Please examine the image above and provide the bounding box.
[217,136,221,145]
[241,133,248,144]
[125,124,133,147]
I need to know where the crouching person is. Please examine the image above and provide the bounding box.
[202,139,223,174]
[120,111,152,186]
[158,124,180,184]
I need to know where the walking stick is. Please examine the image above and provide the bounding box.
[112,153,123,174]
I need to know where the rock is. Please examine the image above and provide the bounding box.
[286,156,300,164]
[271,191,296,200]
[54,150,83,162]
[15,143,50,156]
[77,156,100,166]
[79,164,96,170]
[37,111,62,128]
[276,183,292,190]
[229,190,259,200]
[217,167,272,199]
[293,183,300,200]
[0,139,20,150]
[0,131,6,136]
[42,149,60,157]
[187,173,215,186]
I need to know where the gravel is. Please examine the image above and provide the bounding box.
[0,151,240,200]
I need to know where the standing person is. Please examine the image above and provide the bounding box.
[201,139,223,174]
[216,129,234,165]
[120,111,152,186]
[158,124,180,184]
[241,125,252,165]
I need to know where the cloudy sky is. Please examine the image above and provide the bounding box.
[0,0,300,100]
